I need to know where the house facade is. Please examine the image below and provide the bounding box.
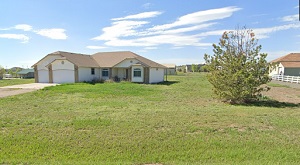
[32,51,166,84]
[269,53,300,76]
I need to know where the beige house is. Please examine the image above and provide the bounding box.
[163,64,176,75]
[32,51,166,84]
[269,53,300,76]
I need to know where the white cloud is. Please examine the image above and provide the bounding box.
[93,21,149,40]
[92,7,238,48]
[14,24,33,31]
[103,34,211,47]
[171,47,184,49]
[295,5,299,8]
[144,47,157,50]
[112,11,162,21]
[35,29,67,39]
[149,6,241,31]
[86,46,107,49]
[281,14,298,22]
[142,3,152,9]
[0,34,29,43]
[254,23,300,39]
[195,23,300,39]
[0,24,33,31]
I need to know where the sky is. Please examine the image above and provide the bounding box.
[0,0,299,68]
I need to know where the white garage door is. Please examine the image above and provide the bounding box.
[38,70,49,83]
[53,70,75,83]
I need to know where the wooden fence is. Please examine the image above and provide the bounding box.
[272,74,300,84]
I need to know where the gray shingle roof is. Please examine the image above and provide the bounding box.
[55,51,99,67]
[92,51,166,68]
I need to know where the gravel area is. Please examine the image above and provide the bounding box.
[263,80,300,104]
[0,83,58,98]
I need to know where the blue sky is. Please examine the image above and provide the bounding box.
[0,0,299,68]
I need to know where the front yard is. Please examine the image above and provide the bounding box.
[0,73,299,164]
[0,78,34,87]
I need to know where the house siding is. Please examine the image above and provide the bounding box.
[78,67,100,82]
[269,63,284,76]
[132,66,144,82]
[149,68,164,83]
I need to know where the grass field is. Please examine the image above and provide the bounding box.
[0,73,300,164]
[0,78,34,87]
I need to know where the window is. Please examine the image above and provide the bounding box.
[91,68,95,75]
[133,68,141,77]
[102,69,109,77]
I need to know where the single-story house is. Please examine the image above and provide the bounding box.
[185,64,204,72]
[269,53,300,76]
[3,74,12,78]
[17,69,34,78]
[163,64,176,75]
[32,51,166,84]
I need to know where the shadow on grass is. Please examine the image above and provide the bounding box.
[156,81,179,86]
[239,100,300,108]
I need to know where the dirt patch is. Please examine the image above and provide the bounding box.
[263,86,300,104]
[0,88,37,98]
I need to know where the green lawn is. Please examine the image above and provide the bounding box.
[0,78,34,87]
[0,73,299,164]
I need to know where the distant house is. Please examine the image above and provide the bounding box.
[32,51,166,84]
[269,53,300,76]
[163,64,176,75]
[185,64,204,72]
[3,74,12,78]
[17,69,34,78]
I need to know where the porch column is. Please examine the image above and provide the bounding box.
[144,67,149,84]
[128,68,132,81]
[108,68,112,79]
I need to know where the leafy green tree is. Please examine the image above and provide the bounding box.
[191,64,198,72]
[0,65,5,79]
[204,27,273,104]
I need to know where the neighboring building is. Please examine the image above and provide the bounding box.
[17,69,34,78]
[269,53,300,76]
[163,64,176,75]
[185,64,205,72]
[3,74,12,78]
[176,65,186,72]
[32,51,166,84]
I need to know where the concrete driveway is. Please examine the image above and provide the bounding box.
[0,83,58,98]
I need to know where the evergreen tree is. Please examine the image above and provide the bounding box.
[204,27,273,104]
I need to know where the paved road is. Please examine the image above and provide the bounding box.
[0,83,58,98]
